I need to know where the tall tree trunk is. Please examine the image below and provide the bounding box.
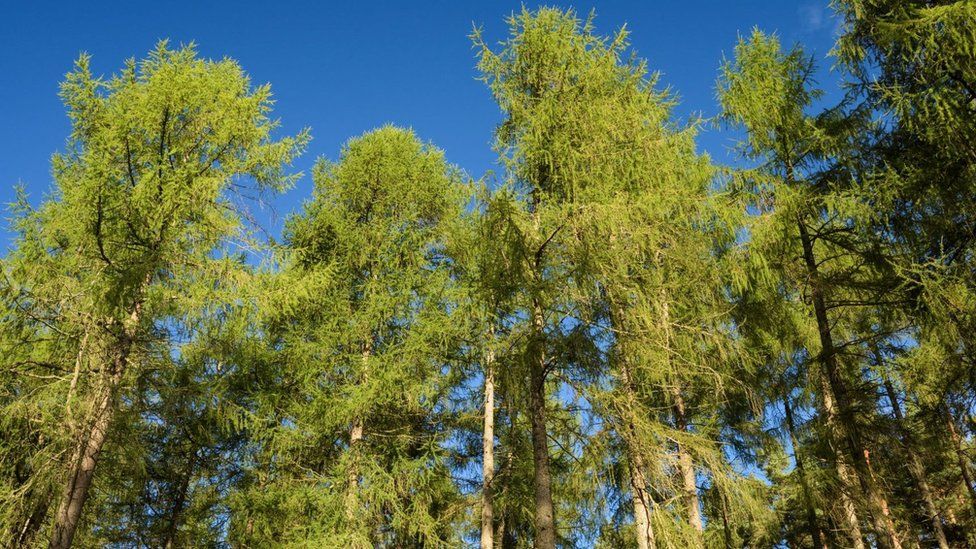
[50,294,144,549]
[819,374,867,549]
[529,296,555,549]
[345,337,372,520]
[671,386,703,535]
[620,363,656,549]
[527,184,555,549]
[608,297,656,549]
[481,331,496,549]
[946,406,976,521]
[797,216,902,549]
[657,290,702,536]
[783,393,827,549]
[163,450,197,549]
[880,375,948,549]
[494,444,515,549]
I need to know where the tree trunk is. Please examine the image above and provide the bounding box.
[527,182,555,549]
[529,297,556,549]
[608,297,656,549]
[671,386,703,535]
[50,381,118,549]
[946,406,976,521]
[881,376,948,549]
[783,393,827,549]
[657,291,702,536]
[819,374,867,549]
[163,450,197,549]
[620,364,656,549]
[797,216,902,549]
[50,295,144,549]
[345,337,372,520]
[481,331,496,549]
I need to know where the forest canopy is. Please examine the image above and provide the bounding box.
[2,2,976,548]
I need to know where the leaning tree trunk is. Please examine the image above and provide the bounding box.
[945,406,976,523]
[783,393,827,549]
[797,216,902,549]
[481,330,497,549]
[880,374,948,549]
[50,324,139,547]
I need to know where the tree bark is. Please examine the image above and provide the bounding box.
[946,406,976,522]
[671,386,703,535]
[527,182,555,549]
[881,375,948,549]
[620,363,656,549]
[163,450,197,549]
[818,374,867,549]
[481,331,496,549]
[657,291,702,537]
[797,216,901,549]
[607,297,657,549]
[50,294,145,549]
[529,296,555,549]
[783,393,827,549]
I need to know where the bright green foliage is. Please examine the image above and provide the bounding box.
[2,4,976,548]
[0,42,306,546]
[229,126,468,547]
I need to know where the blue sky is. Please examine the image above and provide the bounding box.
[1,1,843,244]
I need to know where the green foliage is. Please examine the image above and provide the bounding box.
[3,4,976,547]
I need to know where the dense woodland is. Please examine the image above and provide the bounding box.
[2,1,976,547]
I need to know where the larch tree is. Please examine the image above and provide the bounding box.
[0,42,307,548]
[230,126,467,547]
[719,30,910,549]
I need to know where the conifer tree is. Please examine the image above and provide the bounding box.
[719,30,906,548]
[230,126,467,547]
[0,43,306,548]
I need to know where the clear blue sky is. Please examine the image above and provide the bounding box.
[1,1,843,244]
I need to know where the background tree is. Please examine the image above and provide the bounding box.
[229,126,467,547]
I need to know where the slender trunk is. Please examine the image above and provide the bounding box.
[881,376,948,549]
[671,387,703,534]
[946,406,976,520]
[14,496,50,547]
[621,364,656,549]
[528,185,555,549]
[495,445,515,549]
[50,367,123,548]
[529,296,555,548]
[720,493,733,549]
[608,297,656,549]
[783,393,826,549]
[657,290,701,536]
[163,451,197,549]
[819,374,866,549]
[797,216,901,549]
[51,296,144,549]
[345,338,372,520]
[481,331,496,549]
